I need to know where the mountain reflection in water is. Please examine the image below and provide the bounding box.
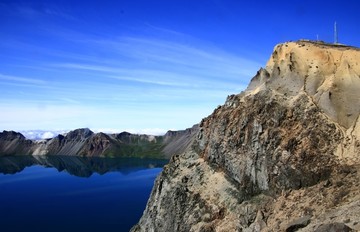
[0,155,168,232]
[0,155,168,177]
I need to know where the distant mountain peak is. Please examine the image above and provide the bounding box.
[0,130,26,140]
[64,128,94,140]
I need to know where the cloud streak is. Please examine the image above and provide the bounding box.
[0,73,46,85]
[49,34,261,92]
[92,36,261,78]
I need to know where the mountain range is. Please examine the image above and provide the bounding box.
[0,126,198,159]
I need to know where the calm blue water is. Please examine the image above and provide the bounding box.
[0,156,167,232]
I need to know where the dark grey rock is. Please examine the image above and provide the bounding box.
[285,215,311,232]
[315,223,353,232]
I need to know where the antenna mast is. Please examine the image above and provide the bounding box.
[334,21,338,44]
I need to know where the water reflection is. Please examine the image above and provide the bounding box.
[0,156,166,232]
[0,155,168,177]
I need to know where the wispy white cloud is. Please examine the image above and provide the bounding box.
[0,73,46,85]
[51,34,261,92]
[59,98,81,104]
[91,36,261,79]
[54,63,206,88]
[144,23,188,37]
[41,131,57,139]
[20,130,68,140]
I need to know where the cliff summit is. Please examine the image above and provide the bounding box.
[249,40,360,129]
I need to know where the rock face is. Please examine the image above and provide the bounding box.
[132,41,360,231]
[0,126,198,158]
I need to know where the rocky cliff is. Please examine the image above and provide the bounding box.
[132,41,360,231]
[0,126,198,159]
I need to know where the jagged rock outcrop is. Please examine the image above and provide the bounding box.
[132,41,360,231]
[0,126,198,159]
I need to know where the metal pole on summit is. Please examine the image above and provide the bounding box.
[334,21,338,44]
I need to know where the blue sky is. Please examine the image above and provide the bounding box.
[1,0,359,135]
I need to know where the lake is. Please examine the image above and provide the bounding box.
[0,156,167,232]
